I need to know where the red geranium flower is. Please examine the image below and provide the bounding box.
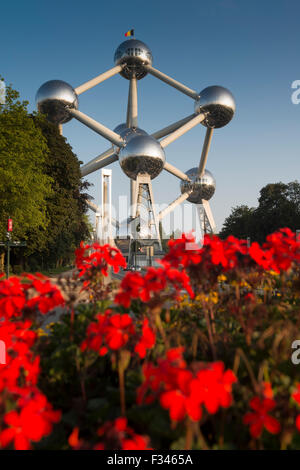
[243,397,281,438]
[95,417,152,450]
[0,395,61,450]
[190,361,237,414]
[292,383,300,405]
[134,319,156,359]
[75,242,126,279]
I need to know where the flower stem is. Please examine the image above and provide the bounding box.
[185,418,194,450]
[204,308,217,360]
[118,357,126,416]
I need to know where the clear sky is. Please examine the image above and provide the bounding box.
[1,0,300,234]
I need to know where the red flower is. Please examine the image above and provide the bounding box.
[190,362,237,414]
[262,382,273,399]
[0,278,26,318]
[138,350,236,423]
[160,369,202,422]
[114,266,194,309]
[162,233,202,268]
[81,310,135,355]
[243,397,281,438]
[95,417,152,450]
[0,395,61,450]
[68,427,83,449]
[292,383,300,405]
[26,278,64,314]
[75,242,126,279]
[134,319,156,359]
[104,314,135,350]
[296,415,300,432]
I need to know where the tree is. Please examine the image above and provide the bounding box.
[219,205,255,240]
[29,116,91,269]
[254,182,300,242]
[220,182,300,242]
[0,79,53,252]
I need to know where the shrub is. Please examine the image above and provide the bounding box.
[0,229,300,450]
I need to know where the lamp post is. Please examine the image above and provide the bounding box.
[0,218,26,279]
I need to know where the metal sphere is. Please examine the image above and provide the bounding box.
[114,39,153,80]
[180,168,216,203]
[113,124,148,153]
[36,80,78,124]
[194,86,235,128]
[113,123,147,140]
[119,134,165,180]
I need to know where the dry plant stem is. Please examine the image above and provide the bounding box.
[233,348,259,393]
[118,358,126,416]
[218,409,226,447]
[154,311,169,348]
[209,306,216,334]
[204,308,217,360]
[192,332,198,359]
[75,356,87,403]
[194,422,209,450]
[185,418,194,450]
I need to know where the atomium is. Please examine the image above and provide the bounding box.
[36,80,78,124]
[114,39,153,80]
[194,86,235,128]
[119,133,165,180]
[36,35,236,251]
[180,168,216,203]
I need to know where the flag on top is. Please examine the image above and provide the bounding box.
[125,29,134,37]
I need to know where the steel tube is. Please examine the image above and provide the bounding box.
[160,113,206,148]
[126,77,138,128]
[68,109,125,147]
[126,77,139,214]
[164,161,190,181]
[198,128,214,177]
[158,191,191,221]
[80,148,118,177]
[151,114,196,140]
[75,65,123,95]
[144,65,199,100]
[86,199,99,213]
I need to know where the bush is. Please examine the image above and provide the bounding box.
[0,231,300,450]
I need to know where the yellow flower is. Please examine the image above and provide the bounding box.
[268,270,279,276]
[36,328,48,337]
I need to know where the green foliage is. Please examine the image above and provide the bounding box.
[0,79,53,251]
[0,78,91,270]
[220,181,300,241]
[28,116,90,269]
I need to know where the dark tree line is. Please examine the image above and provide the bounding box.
[220,182,300,242]
[0,79,91,272]
[27,117,91,270]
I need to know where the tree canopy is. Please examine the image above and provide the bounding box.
[220,182,300,242]
[0,79,91,271]
[0,79,53,250]
[30,116,90,268]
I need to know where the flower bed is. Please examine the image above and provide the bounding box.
[0,229,300,450]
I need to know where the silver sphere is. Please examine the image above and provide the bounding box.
[194,86,235,128]
[114,39,153,80]
[180,168,216,203]
[113,124,148,153]
[119,133,165,180]
[36,80,78,124]
[113,123,147,140]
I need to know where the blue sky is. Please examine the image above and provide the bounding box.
[2,0,300,233]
